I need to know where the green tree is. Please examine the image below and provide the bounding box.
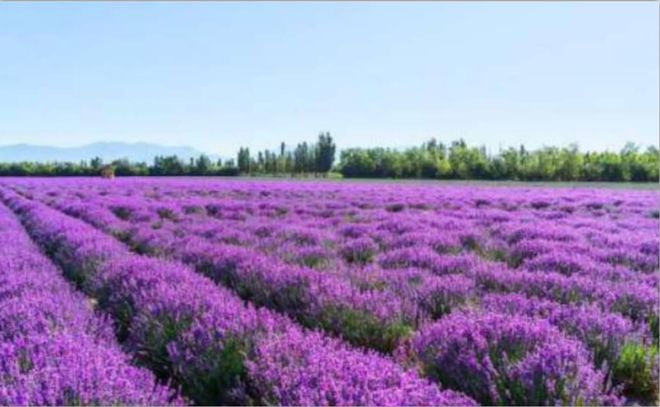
[315,132,336,175]
[237,147,251,174]
[194,154,213,175]
[90,157,103,173]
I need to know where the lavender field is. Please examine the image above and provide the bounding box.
[0,178,658,406]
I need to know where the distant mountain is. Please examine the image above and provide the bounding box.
[0,142,222,163]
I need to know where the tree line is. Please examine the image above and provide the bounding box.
[339,139,659,182]
[0,133,657,182]
[237,132,336,176]
[0,132,337,178]
[0,156,239,177]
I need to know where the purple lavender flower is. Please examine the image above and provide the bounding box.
[413,311,622,405]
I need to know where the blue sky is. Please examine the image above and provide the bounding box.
[0,2,657,155]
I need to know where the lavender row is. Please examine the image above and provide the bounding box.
[43,185,658,290]
[471,261,658,343]
[16,184,660,340]
[38,190,658,346]
[480,293,658,402]
[23,185,659,404]
[0,187,474,406]
[0,202,179,405]
[25,181,658,290]
[101,193,659,321]
[410,311,623,405]
[25,185,658,278]
[5,178,658,405]
[108,195,481,322]
[41,194,426,352]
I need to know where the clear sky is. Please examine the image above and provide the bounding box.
[0,2,657,155]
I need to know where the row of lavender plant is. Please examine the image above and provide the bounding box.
[45,182,657,288]
[0,201,179,405]
[136,194,658,325]
[6,180,657,403]
[0,186,473,406]
[160,195,658,403]
[33,191,429,353]
[33,187,658,344]
[24,180,657,283]
[50,194,654,404]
